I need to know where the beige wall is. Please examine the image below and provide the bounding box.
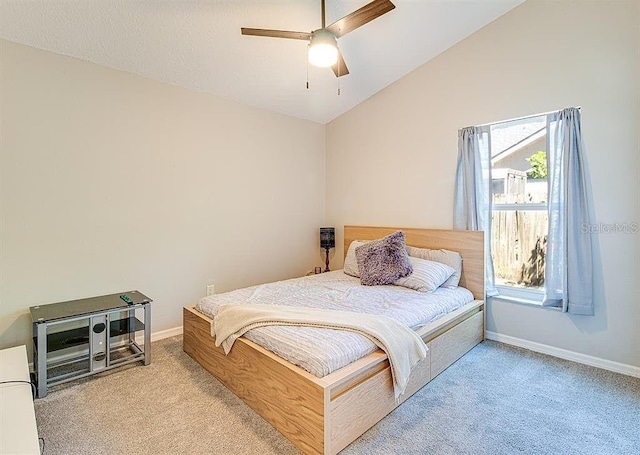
[0,40,326,351]
[327,0,639,368]
[2,0,638,371]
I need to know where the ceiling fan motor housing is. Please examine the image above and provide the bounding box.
[308,29,339,68]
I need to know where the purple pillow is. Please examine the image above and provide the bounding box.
[355,231,413,286]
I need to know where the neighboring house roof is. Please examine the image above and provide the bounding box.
[490,117,546,164]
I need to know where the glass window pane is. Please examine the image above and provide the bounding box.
[490,116,548,206]
[491,210,548,289]
[489,115,549,292]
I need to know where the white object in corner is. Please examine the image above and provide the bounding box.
[206,284,215,296]
[0,345,40,454]
[486,331,640,378]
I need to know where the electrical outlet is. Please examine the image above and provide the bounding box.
[206,284,215,296]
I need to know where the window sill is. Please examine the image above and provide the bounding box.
[492,285,544,307]
[490,294,543,308]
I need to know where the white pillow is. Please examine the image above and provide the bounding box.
[406,246,462,288]
[394,257,456,293]
[343,240,369,277]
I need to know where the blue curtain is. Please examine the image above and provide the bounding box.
[543,108,594,314]
[453,126,497,297]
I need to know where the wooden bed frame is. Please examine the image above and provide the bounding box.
[183,226,485,454]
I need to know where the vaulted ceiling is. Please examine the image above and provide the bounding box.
[0,1,524,124]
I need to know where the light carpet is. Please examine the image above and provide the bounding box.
[34,336,640,454]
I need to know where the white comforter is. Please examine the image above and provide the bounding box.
[213,304,428,398]
[196,270,474,378]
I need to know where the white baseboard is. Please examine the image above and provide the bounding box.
[485,331,640,378]
[148,325,183,342]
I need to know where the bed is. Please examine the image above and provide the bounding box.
[183,226,485,454]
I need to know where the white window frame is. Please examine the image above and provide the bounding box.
[490,131,548,304]
[495,284,545,305]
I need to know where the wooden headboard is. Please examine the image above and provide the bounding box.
[343,225,485,300]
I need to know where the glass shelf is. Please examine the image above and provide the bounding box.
[35,316,146,353]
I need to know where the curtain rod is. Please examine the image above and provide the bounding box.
[466,106,581,129]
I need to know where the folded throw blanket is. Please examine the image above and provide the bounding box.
[213,304,428,399]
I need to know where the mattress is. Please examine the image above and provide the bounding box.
[195,270,474,378]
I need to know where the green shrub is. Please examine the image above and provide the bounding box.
[526,151,547,179]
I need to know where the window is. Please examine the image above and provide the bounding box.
[455,107,592,313]
[490,116,548,301]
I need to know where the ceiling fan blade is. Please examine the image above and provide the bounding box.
[326,0,395,38]
[332,50,349,77]
[241,28,311,41]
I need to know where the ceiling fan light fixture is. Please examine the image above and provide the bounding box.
[308,29,338,68]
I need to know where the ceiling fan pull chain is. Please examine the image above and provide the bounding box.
[306,57,310,89]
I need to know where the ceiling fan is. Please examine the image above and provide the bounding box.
[241,0,396,77]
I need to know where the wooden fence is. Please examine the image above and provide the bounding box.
[491,210,547,287]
